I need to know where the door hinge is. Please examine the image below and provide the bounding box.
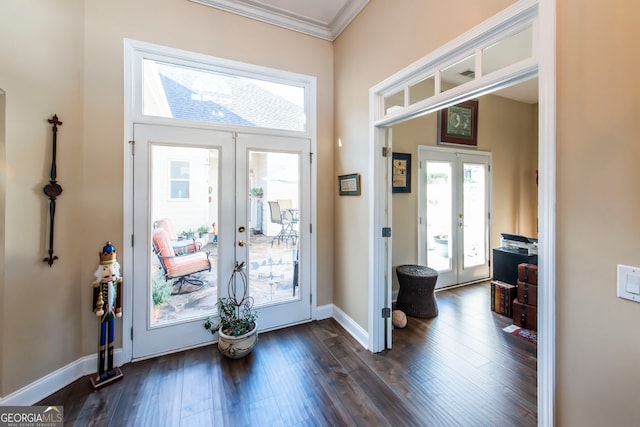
[129,140,135,155]
[310,152,314,164]
[382,227,391,237]
[310,223,313,233]
[131,234,134,247]
[382,146,390,157]
[382,307,391,318]
[131,327,133,341]
[310,293,312,304]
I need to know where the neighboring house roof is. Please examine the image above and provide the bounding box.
[156,62,305,131]
[159,74,253,126]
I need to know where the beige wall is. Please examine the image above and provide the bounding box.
[334,0,640,424]
[0,0,334,397]
[390,94,537,286]
[333,0,517,333]
[0,0,86,397]
[556,1,640,425]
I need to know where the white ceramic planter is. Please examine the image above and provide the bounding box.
[217,324,258,359]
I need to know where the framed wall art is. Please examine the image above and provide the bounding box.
[438,99,479,147]
[338,173,361,196]
[392,152,411,193]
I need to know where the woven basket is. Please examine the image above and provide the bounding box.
[395,265,439,318]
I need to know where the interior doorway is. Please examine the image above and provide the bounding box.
[369,0,556,424]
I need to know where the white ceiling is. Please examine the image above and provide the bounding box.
[189,0,370,41]
[190,0,538,104]
[494,78,538,104]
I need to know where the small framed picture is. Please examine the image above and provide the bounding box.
[438,99,479,147]
[392,152,411,193]
[338,173,361,196]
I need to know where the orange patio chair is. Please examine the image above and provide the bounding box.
[154,218,206,255]
[152,227,211,294]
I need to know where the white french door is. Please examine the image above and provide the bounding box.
[235,133,311,330]
[132,124,310,359]
[418,146,491,289]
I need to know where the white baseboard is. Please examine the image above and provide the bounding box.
[1,308,369,405]
[0,349,124,406]
[331,305,369,350]
[315,303,333,320]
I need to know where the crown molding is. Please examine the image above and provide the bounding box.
[329,0,369,40]
[189,0,368,41]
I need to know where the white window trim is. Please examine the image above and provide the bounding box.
[126,39,315,139]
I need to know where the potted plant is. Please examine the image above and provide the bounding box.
[203,261,258,359]
[197,225,210,240]
[250,187,264,198]
[151,275,172,321]
[181,228,196,240]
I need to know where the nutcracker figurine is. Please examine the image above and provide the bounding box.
[90,241,124,389]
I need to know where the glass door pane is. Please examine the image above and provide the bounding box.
[426,161,453,272]
[150,145,220,326]
[247,150,300,306]
[462,162,487,268]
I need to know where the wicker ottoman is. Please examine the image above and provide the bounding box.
[395,265,439,318]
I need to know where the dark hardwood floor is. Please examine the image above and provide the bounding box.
[39,282,537,426]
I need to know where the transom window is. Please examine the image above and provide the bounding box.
[142,59,306,132]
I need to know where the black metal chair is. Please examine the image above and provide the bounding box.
[268,201,297,247]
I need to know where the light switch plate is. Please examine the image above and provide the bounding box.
[617,264,640,302]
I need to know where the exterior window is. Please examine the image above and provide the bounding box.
[170,160,190,199]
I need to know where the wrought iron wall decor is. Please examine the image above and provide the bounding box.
[43,114,63,266]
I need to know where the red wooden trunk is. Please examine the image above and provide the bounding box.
[516,279,538,307]
[517,263,538,285]
[512,299,537,331]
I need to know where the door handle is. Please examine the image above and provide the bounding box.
[238,240,246,247]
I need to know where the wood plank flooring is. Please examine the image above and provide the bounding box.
[38,282,537,426]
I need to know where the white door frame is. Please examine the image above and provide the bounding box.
[368,0,555,425]
[122,40,318,362]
